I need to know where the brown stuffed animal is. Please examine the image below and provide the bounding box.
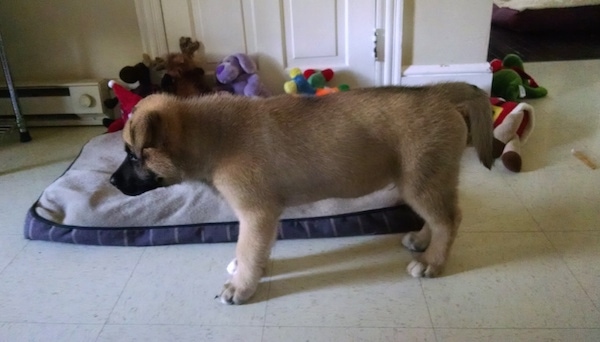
[160,37,212,97]
[179,37,200,58]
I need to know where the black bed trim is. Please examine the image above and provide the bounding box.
[24,203,423,246]
[22,132,424,246]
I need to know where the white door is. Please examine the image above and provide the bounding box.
[159,0,380,94]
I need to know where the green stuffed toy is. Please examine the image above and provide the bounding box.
[490,54,548,101]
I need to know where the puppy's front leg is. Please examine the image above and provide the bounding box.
[219,208,280,305]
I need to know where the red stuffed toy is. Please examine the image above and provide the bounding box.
[490,97,535,172]
[303,68,334,84]
[106,80,143,133]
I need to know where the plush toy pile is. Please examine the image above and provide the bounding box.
[103,37,209,131]
[488,53,546,172]
[284,68,349,96]
[104,40,275,132]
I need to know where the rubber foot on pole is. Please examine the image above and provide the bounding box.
[20,131,32,142]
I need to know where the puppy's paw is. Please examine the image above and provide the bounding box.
[219,280,256,305]
[406,259,441,278]
[402,232,429,252]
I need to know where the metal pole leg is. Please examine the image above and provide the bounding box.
[0,30,31,142]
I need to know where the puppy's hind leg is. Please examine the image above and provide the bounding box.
[400,178,461,278]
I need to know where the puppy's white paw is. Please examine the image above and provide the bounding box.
[219,282,237,305]
[219,280,256,305]
[407,260,426,278]
[226,258,238,275]
[407,260,440,278]
[402,232,429,252]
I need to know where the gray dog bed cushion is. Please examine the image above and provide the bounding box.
[24,132,423,246]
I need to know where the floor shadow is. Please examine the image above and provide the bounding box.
[264,259,412,301]
[263,236,416,300]
[269,235,406,277]
[0,157,73,176]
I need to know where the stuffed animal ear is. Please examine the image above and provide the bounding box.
[321,68,334,81]
[153,57,166,71]
[179,36,201,57]
[119,66,137,83]
[303,69,316,79]
[233,53,257,74]
[142,53,152,67]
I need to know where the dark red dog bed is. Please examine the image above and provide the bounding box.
[492,3,600,32]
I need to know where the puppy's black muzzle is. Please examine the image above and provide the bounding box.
[110,154,162,196]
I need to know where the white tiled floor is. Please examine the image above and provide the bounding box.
[1,60,599,341]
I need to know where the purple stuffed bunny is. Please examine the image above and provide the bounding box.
[215,53,270,97]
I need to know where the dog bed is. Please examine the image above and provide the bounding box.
[492,0,600,32]
[24,132,423,246]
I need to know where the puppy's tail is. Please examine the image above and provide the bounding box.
[461,87,494,169]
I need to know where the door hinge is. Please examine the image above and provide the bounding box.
[373,28,384,62]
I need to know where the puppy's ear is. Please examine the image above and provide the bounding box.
[131,111,163,156]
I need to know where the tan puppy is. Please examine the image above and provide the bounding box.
[110,82,494,305]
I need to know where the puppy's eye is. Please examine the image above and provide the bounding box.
[128,152,139,162]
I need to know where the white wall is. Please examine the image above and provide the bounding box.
[0,0,494,83]
[0,0,143,82]
[403,0,494,65]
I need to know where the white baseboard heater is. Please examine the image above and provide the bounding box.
[0,79,112,126]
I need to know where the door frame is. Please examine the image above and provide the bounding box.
[133,0,404,88]
[132,0,492,92]
[376,0,404,85]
